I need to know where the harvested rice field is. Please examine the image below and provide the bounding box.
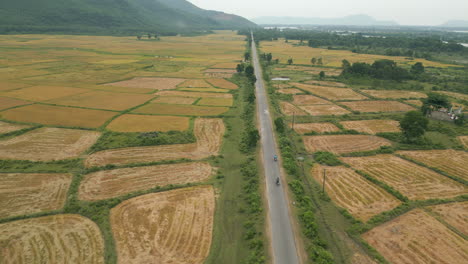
[197,97,233,107]
[1,85,89,101]
[206,78,238,89]
[47,90,154,111]
[178,79,212,88]
[342,155,467,200]
[293,94,331,105]
[280,101,307,116]
[292,83,367,100]
[457,136,468,148]
[0,214,105,263]
[79,162,212,201]
[397,150,468,181]
[0,96,30,110]
[211,62,238,69]
[0,120,31,134]
[111,186,214,264]
[0,173,72,219]
[300,104,351,116]
[277,88,303,94]
[311,165,401,221]
[85,118,224,167]
[363,209,468,264]
[304,135,391,154]
[179,87,229,93]
[361,90,427,99]
[304,80,347,87]
[436,91,468,101]
[292,122,339,134]
[0,127,100,161]
[426,201,468,236]
[106,77,186,90]
[404,99,423,106]
[106,114,190,132]
[340,120,401,134]
[341,100,415,113]
[156,90,232,98]
[0,81,30,91]
[152,96,197,105]
[0,104,116,128]
[134,103,228,116]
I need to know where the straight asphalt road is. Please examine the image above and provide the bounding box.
[251,34,300,264]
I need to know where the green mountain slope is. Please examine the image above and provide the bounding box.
[0,0,256,34]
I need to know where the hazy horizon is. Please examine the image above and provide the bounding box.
[190,0,468,26]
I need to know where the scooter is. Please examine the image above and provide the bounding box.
[275,177,280,186]
[273,155,278,161]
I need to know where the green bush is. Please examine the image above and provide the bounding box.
[314,152,342,166]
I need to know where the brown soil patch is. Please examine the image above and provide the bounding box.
[1,86,89,101]
[85,118,224,167]
[156,90,232,98]
[292,83,367,100]
[0,214,105,263]
[106,77,185,90]
[292,122,339,134]
[134,103,228,116]
[404,100,423,106]
[0,173,72,219]
[341,100,415,113]
[152,96,197,105]
[178,79,212,88]
[206,78,238,89]
[1,104,116,128]
[342,155,467,200]
[299,104,351,116]
[304,135,391,154]
[361,90,427,99]
[305,80,347,87]
[111,186,214,264]
[340,120,401,134]
[0,127,100,161]
[397,150,468,181]
[277,88,303,94]
[458,136,468,149]
[312,165,401,221]
[293,95,331,105]
[0,96,30,110]
[107,114,190,132]
[79,162,212,201]
[0,121,32,134]
[426,201,468,236]
[280,101,307,116]
[47,91,154,111]
[363,209,468,264]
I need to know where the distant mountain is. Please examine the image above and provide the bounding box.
[440,20,468,28]
[252,14,398,26]
[0,0,256,34]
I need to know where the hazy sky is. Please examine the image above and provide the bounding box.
[190,0,468,25]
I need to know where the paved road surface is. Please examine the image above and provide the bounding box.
[251,34,300,264]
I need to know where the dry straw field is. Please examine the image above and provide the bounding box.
[292,122,339,134]
[152,96,197,105]
[397,150,468,181]
[0,214,105,263]
[304,135,391,154]
[304,80,347,87]
[361,90,427,99]
[342,155,467,200]
[341,100,415,113]
[86,118,224,167]
[458,136,468,148]
[280,101,307,116]
[1,85,89,101]
[0,96,30,110]
[0,120,31,134]
[292,83,367,100]
[134,103,229,116]
[312,165,401,221]
[206,78,238,89]
[111,186,214,264]
[0,173,72,219]
[0,127,100,161]
[277,88,303,94]
[340,120,401,134]
[106,77,186,90]
[300,104,351,116]
[363,209,468,264]
[107,114,190,132]
[79,162,212,201]
[293,95,331,105]
[426,201,468,236]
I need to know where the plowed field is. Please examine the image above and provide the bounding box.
[206,78,238,89]
[341,101,415,113]
[0,127,100,161]
[85,118,224,167]
[292,122,339,134]
[0,173,72,219]
[134,103,228,116]
[292,83,367,100]
[342,155,467,200]
[107,114,189,132]
[0,96,30,110]
[0,121,31,134]
[426,201,468,236]
[304,135,391,154]
[293,95,331,105]
[79,162,212,201]
[300,104,351,116]
[363,209,468,264]
[111,186,214,264]
[312,165,400,221]
[280,101,307,116]
[106,77,185,90]
[361,90,427,99]
[397,150,468,181]
[0,214,105,263]
[340,120,401,134]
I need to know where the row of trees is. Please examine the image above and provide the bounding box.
[341,59,425,81]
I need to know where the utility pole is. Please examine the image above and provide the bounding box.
[322,169,326,194]
[292,112,295,131]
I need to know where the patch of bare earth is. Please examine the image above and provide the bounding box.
[0,127,100,161]
[111,186,214,264]
[79,162,213,201]
[426,201,468,236]
[291,122,339,134]
[304,135,391,154]
[0,214,105,263]
[85,118,224,167]
[363,209,468,264]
